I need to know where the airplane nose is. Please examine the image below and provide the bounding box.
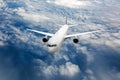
[48,48,56,53]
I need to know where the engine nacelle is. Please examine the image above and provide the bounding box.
[73,39,79,43]
[42,38,49,43]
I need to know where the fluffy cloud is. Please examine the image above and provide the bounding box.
[47,0,92,8]
[0,41,4,46]
[116,73,120,79]
[0,31,9,46]
[59,62,80,76]
[0,0,6,8]
[43,65,58,76]
[43,62,80,77]
[15,8,50,22]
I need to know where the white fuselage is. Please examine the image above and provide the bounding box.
[47,25,69,53]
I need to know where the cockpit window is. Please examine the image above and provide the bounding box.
[47,44,57,47]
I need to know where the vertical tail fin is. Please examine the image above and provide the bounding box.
[66,17,67,24]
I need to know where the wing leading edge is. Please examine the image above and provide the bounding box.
[27,29,54,37]
[65,30,102,38]
[28,29,103,39]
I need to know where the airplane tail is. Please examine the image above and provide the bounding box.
[66,17,68,24]
[65,17,78,27]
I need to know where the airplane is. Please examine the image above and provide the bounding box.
[27,19,102,53]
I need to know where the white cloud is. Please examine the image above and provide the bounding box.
[63,55,69,61]
[74,43,95,63]
[47,0,92,8]
[42,62,80,77]
[9,26,29,42]
[59,62,80,76]
[0,31,9,46]
[0,0,6,8]
[79,46,94,62]
[0,41,4,46]
[116,73,120,79]
[86,69,97,80]
[43,65,58,76]
[16,8,50,22]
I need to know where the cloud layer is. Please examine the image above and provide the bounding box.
[0,0,120,80]
[0,0,6,8]
[15,8,50,22]
[47,0,92,8]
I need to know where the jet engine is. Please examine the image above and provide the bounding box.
[42,38,49,42]
[73,39,79,43]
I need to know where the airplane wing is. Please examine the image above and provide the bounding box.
[65,30,102,38]
[27,29,54,37]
